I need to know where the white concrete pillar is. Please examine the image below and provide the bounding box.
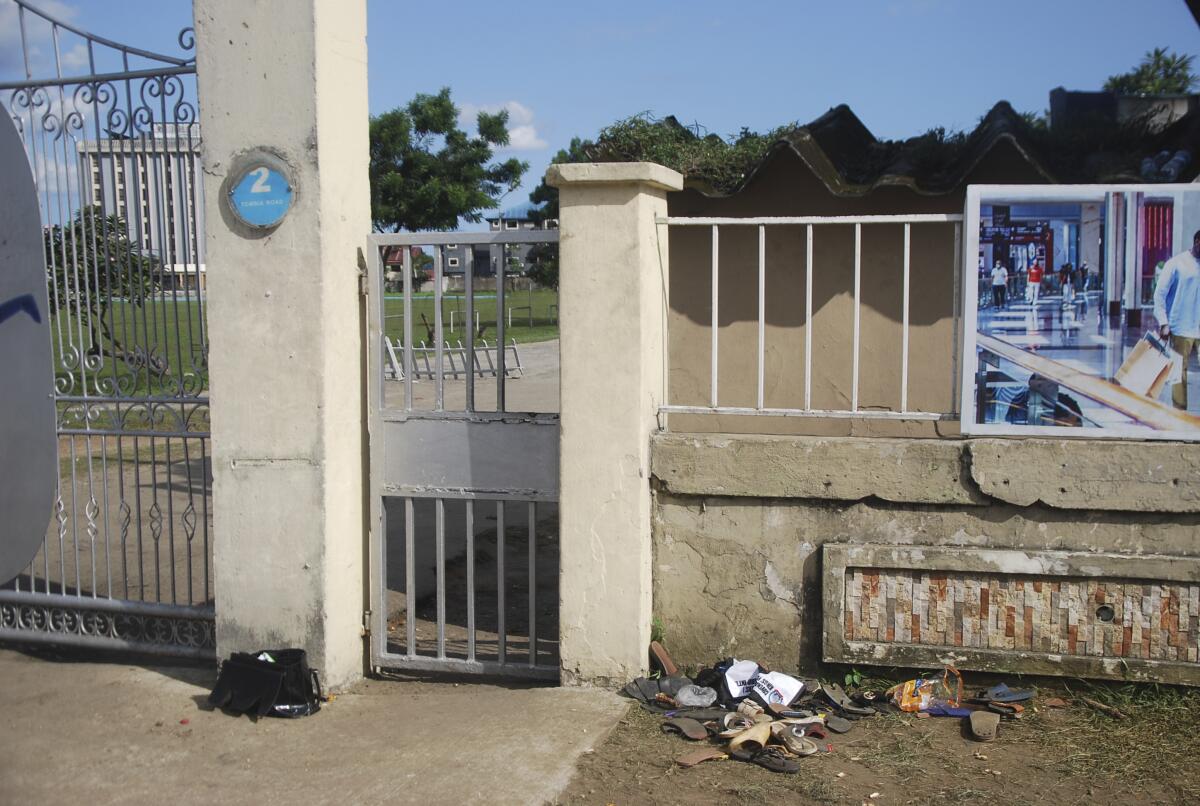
[194,0,369,688]
[547,163,683,686]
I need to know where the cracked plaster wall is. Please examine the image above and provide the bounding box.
[650,433,1200,673]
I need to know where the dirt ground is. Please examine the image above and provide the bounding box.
[556,675,1200,806]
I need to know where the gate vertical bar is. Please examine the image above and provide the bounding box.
[496,499,506,663]
[852,223,861,412]
[711,225,719,407]
[757,225,765,410]
[466,499,476,661]
[898,223,910,413]
[495,245,506,411]
[464,248,475,410]
[434,248,444,411]
[435,497,446,659]
[405,497,416,656]
[804,224,813,411]
[403,248,413,410]
[528,500,536,666]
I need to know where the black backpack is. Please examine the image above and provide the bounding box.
[209,648,323,718]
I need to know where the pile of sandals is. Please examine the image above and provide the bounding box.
[622,652,884,774]
[623,646,1037,773]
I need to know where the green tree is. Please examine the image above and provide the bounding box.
[524,242,558,291]
[370,88,528,232]
[522,138,592,290]
[1104,48,1197,95]
[44,206,162,376]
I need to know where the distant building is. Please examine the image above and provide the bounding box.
[441,202,557,289]
[76,122,206,291]
[1050,87,1199,133]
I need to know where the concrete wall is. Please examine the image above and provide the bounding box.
[651,432,1200,683]
[665,142,1049,438]
[195,0,369,689]
[549,163,682,686]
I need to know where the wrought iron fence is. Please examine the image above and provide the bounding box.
[0,0,213,657]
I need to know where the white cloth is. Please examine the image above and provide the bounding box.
[723,659,761,699]
[1153,250,1200,338]
[990,266,1008,286]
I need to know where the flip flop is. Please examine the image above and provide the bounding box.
[805,725,829,740]
[821,683,876,716]
[668,707,730,722]
[970,710,1000,742]
[718,712,756,739]
[780,715,824,727]
[728,722,772,753]
[987,701,1025,718]
[825,715,853,734]
[975,683,1035,703]
[729,745,801,774]
[649,641,679,676]
[661,717,708,741]
[675,747,727,768]
[926,705,972,718]
[771,723,820,756]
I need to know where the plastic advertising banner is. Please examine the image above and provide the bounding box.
[960,184,1200,441]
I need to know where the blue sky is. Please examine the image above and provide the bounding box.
[4,0,1198,218]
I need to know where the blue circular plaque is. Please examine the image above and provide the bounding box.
[227,163,294,229]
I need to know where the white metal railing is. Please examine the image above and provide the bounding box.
[382,336,524,381]
[658,214,964,421]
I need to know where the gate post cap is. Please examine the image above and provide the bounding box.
[546,162,683,192]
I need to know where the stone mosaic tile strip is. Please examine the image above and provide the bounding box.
[844,569,1200,661]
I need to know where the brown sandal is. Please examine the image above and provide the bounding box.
[661,717,708,741]
[730,745,801,774]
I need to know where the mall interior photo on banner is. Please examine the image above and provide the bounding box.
[964,184,1200,440]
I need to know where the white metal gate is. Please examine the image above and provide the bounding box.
[0,2,214,658]
[366,230,560,680]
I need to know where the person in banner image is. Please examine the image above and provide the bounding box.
[1027,259,1044,304]
[991,261,1008,308]
[1153,230,1200,410]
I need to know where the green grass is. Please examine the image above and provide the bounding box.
[383,288,559,346]
[50,299,208,400]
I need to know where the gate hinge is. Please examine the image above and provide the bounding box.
[361,609,372,637]
[357,247,369,297]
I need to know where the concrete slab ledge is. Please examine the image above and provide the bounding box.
[652,432,1200,512]
[651,433,980,505]
[968,438,1200,512]
[546,162,684,192]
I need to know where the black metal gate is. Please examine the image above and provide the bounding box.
[0,1,214,657]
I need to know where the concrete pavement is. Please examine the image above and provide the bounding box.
[0,647,627,805]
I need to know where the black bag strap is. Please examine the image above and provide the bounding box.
[309,669,322,706]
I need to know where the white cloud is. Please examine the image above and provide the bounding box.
[61,43,89,72]
[0,0,82,77]
[459,100,548,151]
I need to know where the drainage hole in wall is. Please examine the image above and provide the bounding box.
[1096,604,1116,623]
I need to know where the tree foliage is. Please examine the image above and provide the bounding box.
[523,115,794,289]
[587,114,795,193]
[44,206,162,371]
[524,242,558,291]
[370,88,528,232]
[1104,48,1197,95]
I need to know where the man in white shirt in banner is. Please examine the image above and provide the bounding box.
[1153,229,1200,410]
[990,261,1008,309]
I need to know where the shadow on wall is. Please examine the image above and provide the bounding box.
[665,141,1049,427]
